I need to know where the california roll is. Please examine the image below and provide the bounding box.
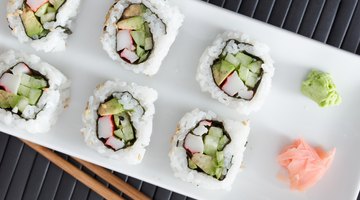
[81,81,157,164]
[196,32,274,114]
[101,0,184,75]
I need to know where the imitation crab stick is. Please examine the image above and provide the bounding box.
[277,139,336,191]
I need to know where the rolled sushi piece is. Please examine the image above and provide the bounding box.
[81,81,157,164]
[196,32,274,114]
[101,0,184,76]
[0,50,70,133]
[7,0,81,52]
[169,109,250,190]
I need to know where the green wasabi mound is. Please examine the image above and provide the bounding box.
[301,70,342,107]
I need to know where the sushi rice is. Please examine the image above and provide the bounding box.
[169,109,250,190]
[7,0,81,52]
[196,31,274,115]
[101,0,184,76]
[0,50,71,133]
[81,80,157,164]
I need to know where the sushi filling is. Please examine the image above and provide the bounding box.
[181,120,231,180]
[211,40,264,100]
[0,62,48,119]
[116,4,164,64]
[20,0,66,39]
[96,92,144,151]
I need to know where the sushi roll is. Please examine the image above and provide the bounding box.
[81,81,157,164]
[0,50,70,133]
[101,0,184,76]
[169,109,250,190]
[196,32,274,114]
[7,0,81,52]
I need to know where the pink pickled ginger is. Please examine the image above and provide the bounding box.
[277,139,336,191]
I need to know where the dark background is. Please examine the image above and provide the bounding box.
[1,0,360,199]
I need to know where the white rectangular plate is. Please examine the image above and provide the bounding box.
[1,0,360,199]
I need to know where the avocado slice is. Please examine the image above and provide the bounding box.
[114,129,125,140]
[131,31,145,47]
[188,158,197,169]
[21,6,45,39]
[138,52,149,63]
[236,52,253,66]
[122,125,134,141]
[191,153,216,176]
[117,16,144,30]
[98,98,124,116]
[136,45,145,57]
[0,90,28,111]
[0,90,12,109]
[212,60,235,86]
[35,3,49,17]
[123,4,147,18]
[49,0,65,10]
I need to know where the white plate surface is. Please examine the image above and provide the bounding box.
[1,0,360,199]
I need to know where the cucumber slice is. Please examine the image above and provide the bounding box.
[216,151,224,165]
[21,74,47,89]
[188,158,197,169]
[28,89,42,105]
[16,97,29,113]
[208,127,223,138]
[9,95,22,108]
[204,134,220,156]
[236,52,253,66]
[247,61,262,74]
[225,53,240,67]
[18,85,30,97]
[245,72,260,88]
[238,65,250,82]
[131,31,145,47]
[144,37,153,50]
[35,3,49,17]
[114,129,125,140]
[218,135,230,151]
[40,12,56,24]
[191,153,215,176]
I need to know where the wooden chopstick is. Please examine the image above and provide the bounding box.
[21,139,124,200]
[72,157,150,200]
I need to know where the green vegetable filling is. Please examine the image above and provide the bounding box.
[211,41,264,98]
[116,4,154,64]
[185,121,231,180]
[301,70,342,107]
[0,64,48,114]
[21,0,66,39]
[98,97,137,150]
